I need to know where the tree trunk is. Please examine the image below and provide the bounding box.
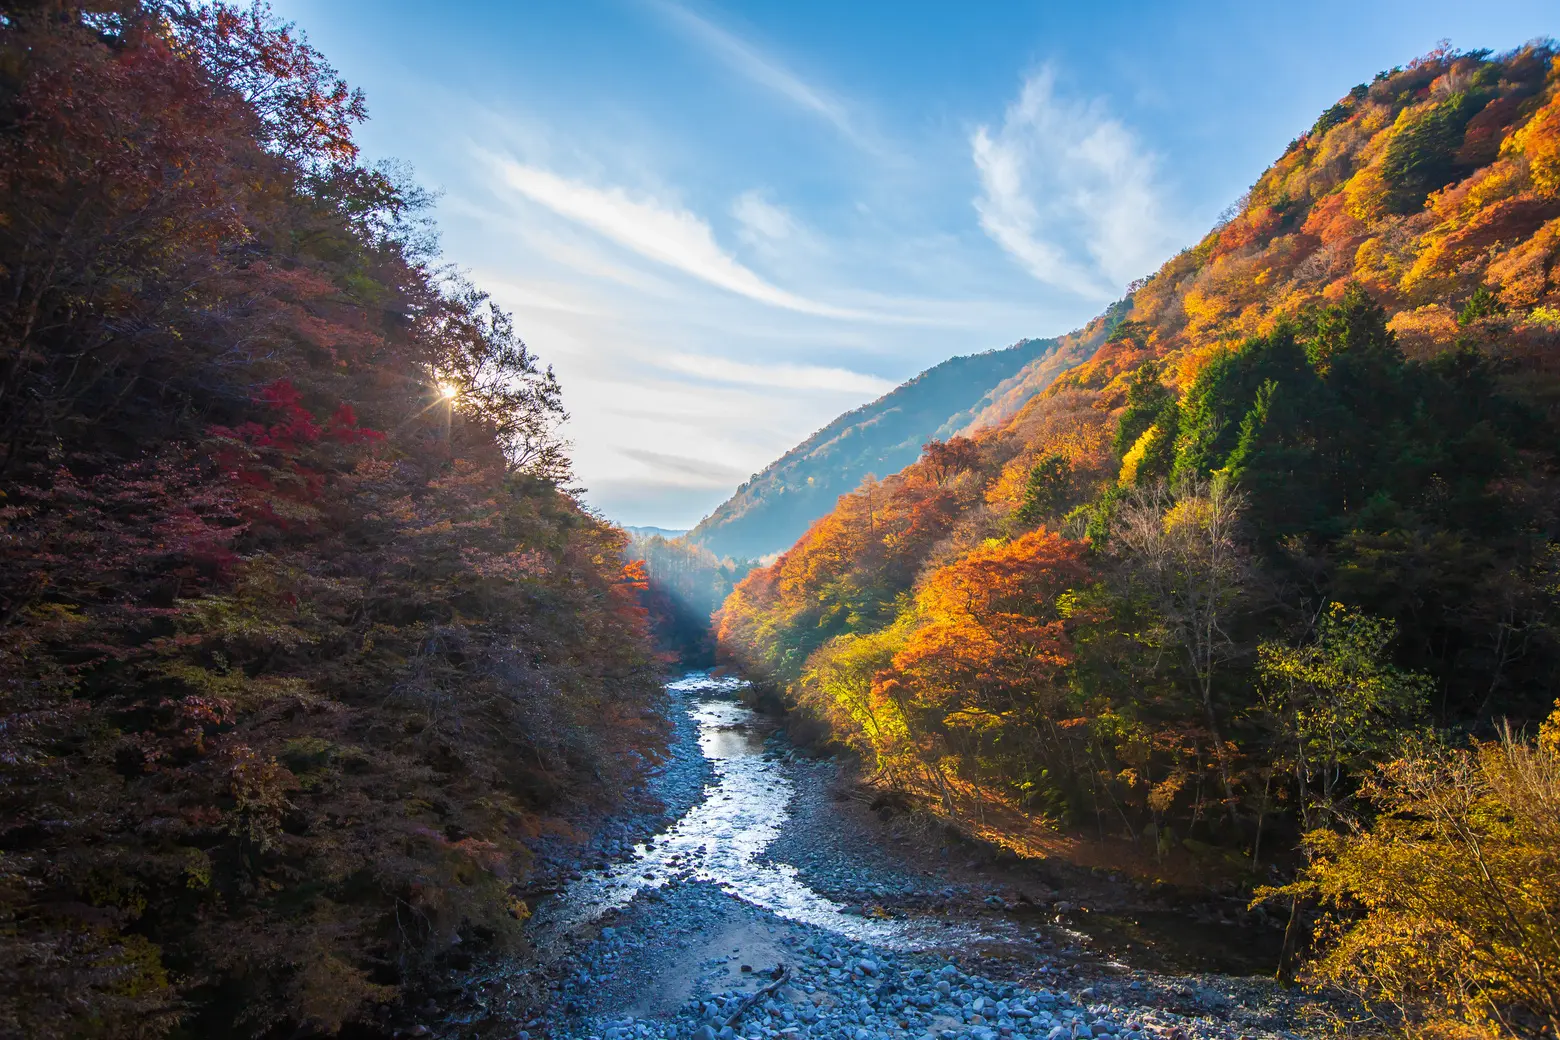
[1276,896,1304,981]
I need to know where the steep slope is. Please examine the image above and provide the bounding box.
[688,336,1059,558]
[949,298,1132,435]
[0,8,660,1038]
[718,42,1560,935]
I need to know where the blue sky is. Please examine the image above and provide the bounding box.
[271,0,1554,529]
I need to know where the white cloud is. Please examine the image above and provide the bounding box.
[497,160,872,319]
[972,67,1175,298]
[652,1,864,147]
[658,353,894,395]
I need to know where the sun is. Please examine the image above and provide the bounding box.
[438,381,459,400]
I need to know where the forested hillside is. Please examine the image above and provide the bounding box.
[0,5,661,1038]
[625,533,752,665]
[719,44,1560,1036]
[689,336,1059,559]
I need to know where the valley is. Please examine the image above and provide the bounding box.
[3,6,1557,1040]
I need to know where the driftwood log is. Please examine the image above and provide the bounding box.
[723,965,789,1029]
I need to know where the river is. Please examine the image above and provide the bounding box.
[537,674,968,949]
[444,673,1315,1040]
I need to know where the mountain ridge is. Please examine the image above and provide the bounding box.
[687,336,1062,558]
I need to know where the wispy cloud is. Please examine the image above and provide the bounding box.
[659,353,894,395]
[731,190,798,244]
[972,67,1175,298]
[620,446,752,486]
[497,160,870,318]
[651,1,869,150]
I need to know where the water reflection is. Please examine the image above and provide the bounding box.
[540,674,918,945]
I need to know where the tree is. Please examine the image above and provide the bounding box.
[1380,90,1488,214]
[0,6,659,1036]
[1118,412,1179,487]
[1013,453,1073,527]
[1257,603,1431,832]
[882,530,1090,807]
[920,436,982,482]
[1265,704,1560,1038]
[1169,327,1317,492]
[1112,362,1175,459]
[894,529,1090,716]
[1112,475,1251,827]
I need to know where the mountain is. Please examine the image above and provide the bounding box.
[623,524,689,540]
[717,50,1560,1032]
[947,298,1132,435]
[688,336,1061,559]
[0,9,663,1036]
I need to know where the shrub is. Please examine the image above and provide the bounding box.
[1265,705,1560,1038]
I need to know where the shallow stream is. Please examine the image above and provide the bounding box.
[538,674,933,947]
[503,673,1315,1038]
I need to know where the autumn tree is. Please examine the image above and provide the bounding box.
[1257,603,1431,832]
[883,530,1090,804]
[1112,475,1251,827]
[897,531,1087,708]
[1265,705,1560,1038]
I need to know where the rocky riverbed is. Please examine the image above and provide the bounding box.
[422,674,1328,1040]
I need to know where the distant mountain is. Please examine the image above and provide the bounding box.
[945,299,1130,436]
[623,525,689,540]
[688,337,1060,559]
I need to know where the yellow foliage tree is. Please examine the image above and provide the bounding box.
[1264,703,1560,1039]
[1508,87,1560,199]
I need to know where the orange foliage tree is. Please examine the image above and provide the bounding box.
[892,530,1089,722]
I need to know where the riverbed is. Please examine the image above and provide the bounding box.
[434,674,1323,1040]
